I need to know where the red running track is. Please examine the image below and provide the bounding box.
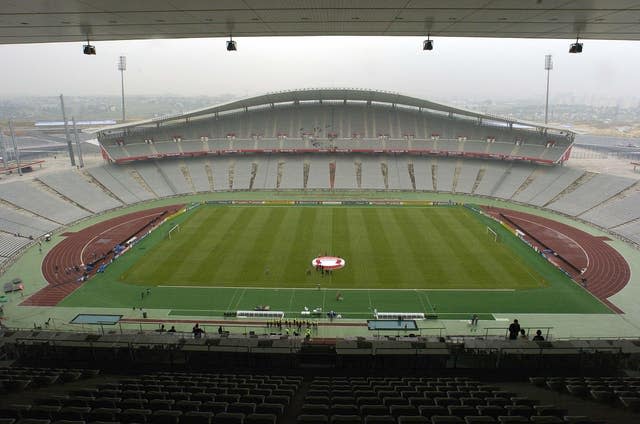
[483,206,630,313]
[23,205,183,307]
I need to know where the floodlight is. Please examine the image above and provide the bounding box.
[569,37,583,53]
[83,43,96,55]
[226,36,237,51]
[423,36,433,51]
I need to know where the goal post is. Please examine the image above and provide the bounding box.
[167,224,181,240]
[486,226,500,242]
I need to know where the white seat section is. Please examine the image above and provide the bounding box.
[0,181,89,224]
[334,157,356,189]
[260,155,279,189]
[186,158,212,192]
[463,140,487,155]
[613,220,640,245]
[547,174,637,216]
[490,164,535,199]
[517,144,547,159]
[280,158,303,189]
[474,162,509,196]
[156,160,193,194]
[412,157,434,191]
[581,188,640,229]
[181,140,208,153]
[39,170,122,213]
[123,143,153,157]
[436,159,456,192]
[395,156,412,190]
[0,206,57,237]
[360,156,384,189]
[231,157,253,190]
[132,162,176,197]
[435,139,460,152]
[512,166,581,205]
[489,142,516,155]
[154,141,180,155]
[0,233,30,257]
[411,139,434,151]
[88,164,155,203]
[252,156,269,190]
[454,160,482,194]
[307,157,329,189]
[210,157,231,190]
[386,158,401,189]
[103,144,130,160]
[233,139,256,150]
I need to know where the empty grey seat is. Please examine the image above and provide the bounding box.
[331,416,362,424]
[244,414,276,424]
[215,413,245,424]
[121,408,152,423]
[430,417,464,424]
[296,415,329,424]
[463,417,496,424]
[363,416,395,424]
[150,410,182,424]
[181,411,213,424]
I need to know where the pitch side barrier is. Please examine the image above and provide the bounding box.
[4,330,638,374]
[464,204,578,281]
[497,212,582,277]
[109,148,557,165]
[205,200,446,206]
[89,204,195,277]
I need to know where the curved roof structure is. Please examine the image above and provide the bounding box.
[98,88,573,136]
[2,0,640,44]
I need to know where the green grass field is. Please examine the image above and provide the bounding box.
[59,204,613,317]
[120,205,546,289]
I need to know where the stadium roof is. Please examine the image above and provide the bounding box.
[97,88,574,135]
[2,0,640,44]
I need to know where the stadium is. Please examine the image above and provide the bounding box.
[3,2,640,423]
[3,87,638,329]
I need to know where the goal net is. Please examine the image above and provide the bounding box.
[486,226,500,242]
[167,224,181,240]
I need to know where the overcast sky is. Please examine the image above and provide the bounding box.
[1,36,639,103]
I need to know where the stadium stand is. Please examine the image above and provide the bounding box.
[87,163,156,203]
[280,159,304,190]
[186,158,214,193]
[132,162,177,197]
[473,163,510,197]
[155,160,194,194]
[38,170,123,213]
[0,181,90,225]
[515,168,584,207]
[359,157,383,190]
[435,160,456,192]
[547,174,637,216]
[453,160,482,194]
[0,233,30,258]
[580,187,640,229]
[335,157,357,190]
[0,206,57,237]
[489,164,535,200]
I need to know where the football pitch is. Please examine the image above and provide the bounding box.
[60,204,612,317]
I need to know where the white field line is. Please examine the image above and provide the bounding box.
[160,285,515,292]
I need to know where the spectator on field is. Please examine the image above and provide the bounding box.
[519,329,528,340]
[508,319,520,340]
[532,330,545,341]
[168,326,176,333]
[218,325,223,335]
